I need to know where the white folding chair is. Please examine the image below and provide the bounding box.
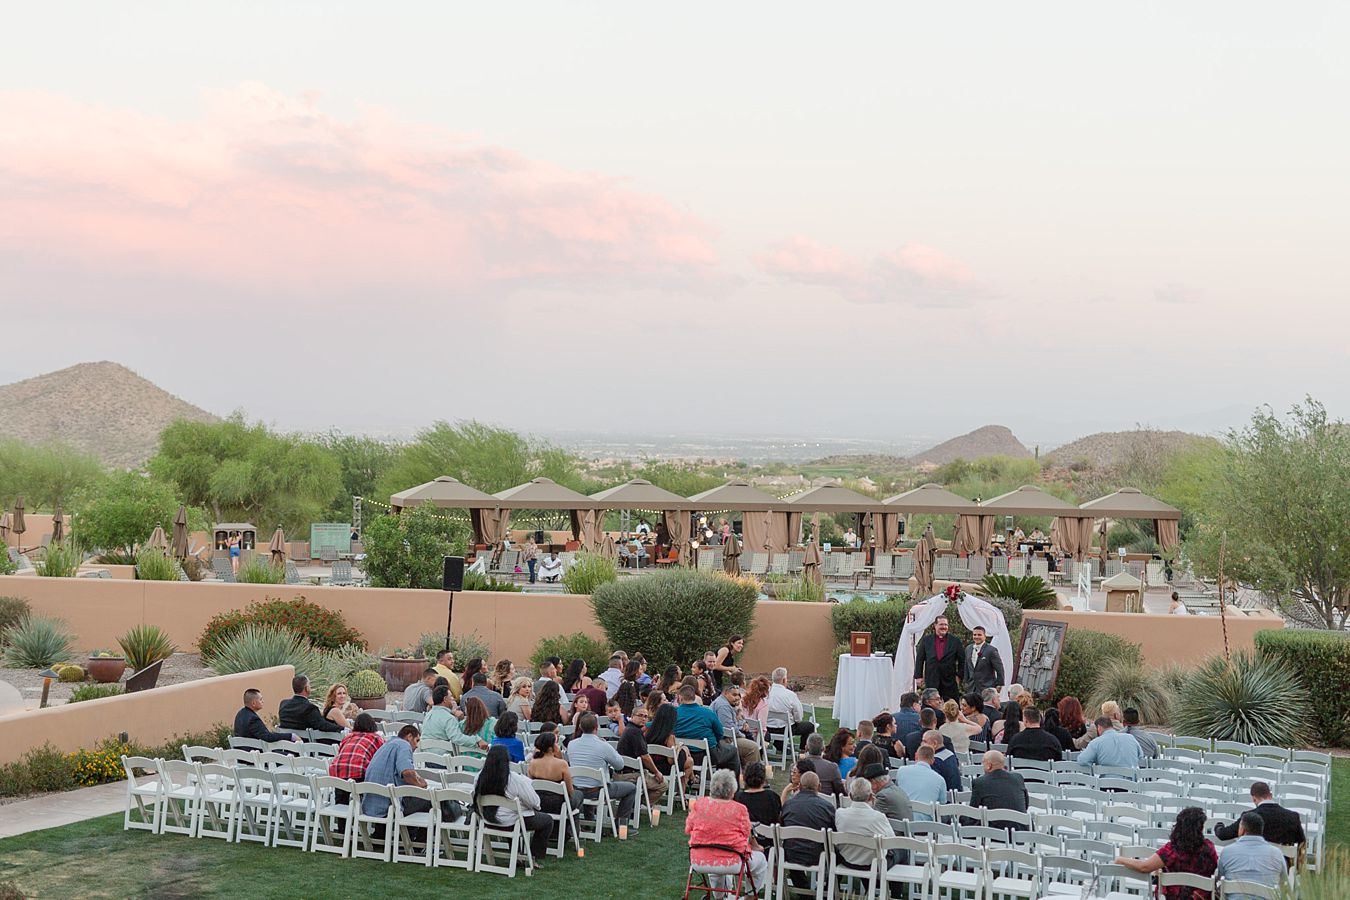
[157,759,203,838]
[391,784,437,865]
[181,745,222,764]
[932,842,987,899]
[270,771,315,849]
[231,766,275,845]
[677,737,713,798]
[350,782,396,861]
[310,775,354,856]
[193,763,240,842]
[570,766,618,842]
[986,847,1040,900]
[228,737,265,752]
[121,755,162,833]
[431,787,477,870]
[647,745,689,813]
[881,835,932,899]
[826,832,881,898]
[1038,854,1095,896]
[1096,862,1153,897]
[532,779,581,858]
[775,825,828,900]
[474,794,535,877]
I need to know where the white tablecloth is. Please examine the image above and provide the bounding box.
[831,653,896,727]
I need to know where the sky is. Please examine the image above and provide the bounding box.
[3,2,1348,449]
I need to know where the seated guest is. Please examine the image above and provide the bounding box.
[923,730,962,792]
[824,728,857,780]
[1123,707,1159,759]
[561,658,591,695]
[981,688,1002,723]
[491,711,526,762]
[329,713,384,783]
[871,712,901,759]
[473,744,551,862]
[780,757,814,806]
[527,732,580,814]
[685,769,769,892]
[968,750,1028,822]
[361,725,430,818]
[1078,715,1143,770]
[920,687,945,720]
[835,778,894,868]
[488,658,515,695]
[711,684,760,770]
[804,733,843,797]
[538,551,563,582]
[616,703,666,799]
[740,675,771,741]
[279,675,344,733]
[1216,812,1288,897]
[1042,706,1076,752]
[1057,696,1088,744]
[530,681,571,726]
[853,719,875,757]
[1213,782,1306,852]
[322,684,353,729]
[460,696,498,751]
[857,750,911,834]
[902,708,953,759]
[598,653,627,699]
[645,702,695,789]
[573,679,609,720]
[766,667,814,752]
[460,657,486,695]
[734,761,781,828]
[893,746,947,818]
[1114,807,1218,900]
[939,700,974,753]
[463,672,507,718]
[432,649,462,700]
[506,677,534,720]
[567,712,637,825]
[603,699,627,737]
[1075,700,1123,750]
[673,684,724,753]
[423,685,489,752]
[234,688,300,742]
[533,657,562,696]
[779,771,835,890]
[1007,707,1063,762]
[403,668,439,714]
[895,692,921,737]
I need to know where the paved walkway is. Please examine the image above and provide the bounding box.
[0,782,124,838]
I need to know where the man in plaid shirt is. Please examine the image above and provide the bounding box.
[329,713,384,781]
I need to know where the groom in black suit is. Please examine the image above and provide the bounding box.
[914,615,964,701]
[965,626,1005,696]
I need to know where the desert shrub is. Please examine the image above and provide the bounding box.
[134,549,178,581]
[198,596,363,659]
[0,553,16,576]
[1050,629,1142,705]
[35,544,80,578]
[562,551,618,596]
[945,599,1024,648]
[777,575,826,602]
[327,642,380,678]
[236,556,285,584]
[348,668,388,699]
[1157,662,1193,700]
[58,664,85,682]
[117,624,177,672]
[95,552,137,566]
[590,569,757,671]
[2,615,75,668]
[1087,656,1174,724]
[1174,651,1312,746]
[69,683,124,703]
[532,632,610,677]
[0,745,76,797]
[462,569,523,592]
[67,744,126,786]
[1255,628,1350,745]
[976,574,1059,610]
[416,630,491,666]
[0,597,30,640]
[0,727,230,799]
[830,596,912,657]
[0,879,25,900]
[207,625,324,677]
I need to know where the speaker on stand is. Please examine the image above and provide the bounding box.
[443,556,465,652]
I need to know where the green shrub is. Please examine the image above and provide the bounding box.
[328,642,380,678]
[207,625,324,677]
[1050,628,1142,705]
[945,599,1024,649]
[95,551,137,566]
[1255,628,1350,745]
[532,632,611,677]
[416,630,491,666]
[134,549,178,581]
[1087,656,1174,724]
[2,615,75,668]
[69,683,124,703]
[198,596,364,659]
[117,624,176,672]
[590,569,756,671]
[0,597,30,640]
[58,664,85,682]
[0,553,16,576]
[35,544,80,577]
[777,575,826,602]
[562,551,618,595]
[0,745,76,798]
[976,574,1059,610]
[830,596,911,656]
[348,668,388,699]
[462,569,523,592]
[236,556,285,584]
[1174,651,1312,746]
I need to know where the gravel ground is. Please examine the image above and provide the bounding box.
[0,652,215,709]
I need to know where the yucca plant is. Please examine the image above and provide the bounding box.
[1174,651,1312,746]
[1087,656,1174,725]
[117,625,177,672]
[35,544,81,578]
[778,575,827,602]
[2,615,75,668]
[207,625,322,676]
[1157,662,1193,699]
[236,556,285,584]
[134,549,178,581]
[976,574,1059,609]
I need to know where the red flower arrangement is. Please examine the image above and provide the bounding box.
[944,584,963,601]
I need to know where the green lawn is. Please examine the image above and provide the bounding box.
[0,712,1344,899]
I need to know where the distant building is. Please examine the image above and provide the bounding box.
[809,476,841,487]
[750,474,808,488]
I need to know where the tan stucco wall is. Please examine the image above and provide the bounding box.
[1020,608,1283,666]
[0,665,295,765]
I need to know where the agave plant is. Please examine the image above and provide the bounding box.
[2,615,75,667]
[1173,651,1312,746]
[117,624,177,672]
[1087,656,1174,725]
[976,574,1059,609]
[207,625,323,676]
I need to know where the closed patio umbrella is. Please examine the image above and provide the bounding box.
[723,532,742,576]
[171,505,190,559]
[914,523,937,595]
[50,504,64,545]
[0,511,10,545]
[601,533,617,560]
[146,524,168,552]
[268,526,287,565]
[1098,521,1109,566]
[11,498,25,551]
[803,513,823,585]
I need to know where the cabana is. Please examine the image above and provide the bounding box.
[389,475,501,547]
[782,484,884,553]
[493,477,595,549]
[976,485,1079,559]
[883,483,980,551]
[588,479,694,558]
[1079,487,1182,554]
[687,480,786,557]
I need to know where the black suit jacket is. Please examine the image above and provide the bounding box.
[965,643,1005,695]
[233,706,293,743]
[914,632,965,700]
[1214,801,1306,847]
[901,729,954,760]
[1006,727,1063,762]
[278,695,343,733]
[970,769,1028,816]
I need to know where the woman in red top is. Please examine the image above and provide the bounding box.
[685,769,768,892]
[1114,806,1217,899]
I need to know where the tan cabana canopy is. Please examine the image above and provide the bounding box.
[980,485,1079,516]
[1080,487,1182,553]
[0,511,9,543]
[390,475,497,510]
[884,483,981,514]
[1051,515,1096,561]
[687,480,785,511]
[492,477,594,510]
[952,514,995,557]
[783,483,885,513]
[589,478,693,509]
[914,523,937,595]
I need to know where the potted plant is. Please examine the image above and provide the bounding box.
[348,669,388,710]
[87,650,126,684]
[379,647,428,693]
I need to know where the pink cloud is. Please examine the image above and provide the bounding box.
[0,84,719,297]
[759,235,983,307]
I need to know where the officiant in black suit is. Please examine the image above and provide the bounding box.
[914,615,964,701]
[965,626,1005,696]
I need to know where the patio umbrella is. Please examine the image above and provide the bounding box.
[0,511,9,545]
[171,505,190,559]
[914,523,937,595]
[601,533,617,560]
[722,532,742,576]
[50,504,64,545]
[802,513,823,585]
[268,526,287,565]
[1098,521,1109,567]
[146,524,168,552]
[11,498,26,551]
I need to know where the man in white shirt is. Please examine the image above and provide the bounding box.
[598,652,627,699]
[538,552,563,582]
[766,667,815,752]
[843,528,859,548]
[834,778,893,867]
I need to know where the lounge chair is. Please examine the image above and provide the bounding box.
[211,557,236,583]
[330,560,354,586]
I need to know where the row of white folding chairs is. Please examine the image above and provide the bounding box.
[228,733,339,751]
[187,746,331,774]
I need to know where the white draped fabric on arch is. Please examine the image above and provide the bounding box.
[892,591,1015,704]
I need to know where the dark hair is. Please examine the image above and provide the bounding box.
[677,684,697,702]
[824,729,853,763]
[644,703,678,746]
[352,713,378,734]
[576,712,598,735]
[397,724,420,740]
[1169,807,1208,856]
[1023,707,1042,724]
[562,659,587,693]
[615,680,639,716]
[463,697,489,736]
[472,672,488,686]
[795,757,816,776]
[243,688,261,703]
[1239,811,1265,836]
[971,626,985,634]
[1122,707,1141,726]
[1250,781,1273,800]
[433,676,449,689]
[872,712,894,734]
[436,648,453,662]
[531,681,564,724]
[494,711,518,738]
[855,744,885,771]
[471,745,512,821]
[623,659,642,681]
[962,693,983,712]
[1093,715,1113,730]
[919,708,937,727]
[660,665,682,693]
[544,656,561,669]
[461,657,484,692]
[900,692,919,707]
[726,634,743,648]
[534,732,558,758]
[423,667,438,678]
[1043,706,1063,729]
[432,684,450,705]
[292,675,309,694]
[743,761,767,789]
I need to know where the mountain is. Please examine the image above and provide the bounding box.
[1044,429,1218,471]
[909,425,1031,467]
[0,362,218,467]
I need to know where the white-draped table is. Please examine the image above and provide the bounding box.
[830,653,896,727]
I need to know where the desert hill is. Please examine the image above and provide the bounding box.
[0,362,218,467]
[1044,429,1218,471]
[909,425,1031,467]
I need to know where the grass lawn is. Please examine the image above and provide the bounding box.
[0,710,1344,898]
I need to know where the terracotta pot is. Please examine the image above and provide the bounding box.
[379,656,428,693]
[87,657,126,684]
[352,696,386,710]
